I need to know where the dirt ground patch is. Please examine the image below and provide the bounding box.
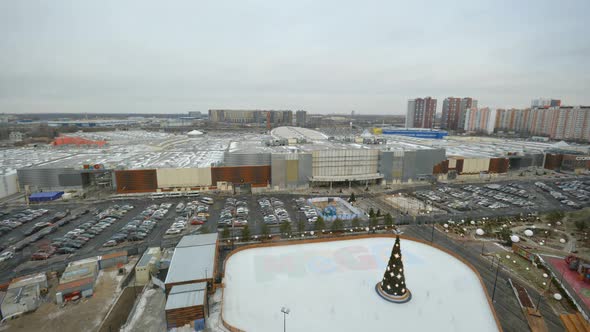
[1,261,136,332]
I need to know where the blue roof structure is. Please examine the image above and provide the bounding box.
[29,191,64,202]
[382,129,448,139]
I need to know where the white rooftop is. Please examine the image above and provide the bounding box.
[165,234,218,285]
[165,282,207,310]
[176,233,218,248]
[271,126,329,141]
[223,237,499,332]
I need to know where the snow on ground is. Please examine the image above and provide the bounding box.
[223,237,499,332]
[121,288,157,332]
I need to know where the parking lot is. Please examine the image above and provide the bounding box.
[2,178,589,284]
[403,179,590,220]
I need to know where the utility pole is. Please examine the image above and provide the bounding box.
[492,259,501,302]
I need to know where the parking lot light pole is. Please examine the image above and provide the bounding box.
[281,307,290,332]
[492,259,501,302]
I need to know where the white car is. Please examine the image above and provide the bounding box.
[166,228,181,235]
[0,251,14,263]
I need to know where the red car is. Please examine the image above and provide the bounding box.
[31,246,56,260]
[190,217,205,225]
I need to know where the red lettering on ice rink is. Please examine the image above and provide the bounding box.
[254,244,385,282]
[334,246,377,270]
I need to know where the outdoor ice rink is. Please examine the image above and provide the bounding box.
[223,237,499,332]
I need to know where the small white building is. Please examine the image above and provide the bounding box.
[135,247,162,285]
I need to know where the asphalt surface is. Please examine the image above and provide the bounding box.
[0,177,587,331]
[402,224,564,332]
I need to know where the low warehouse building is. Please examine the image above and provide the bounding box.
[1,284,40,318]
[165,234,218,292]
[165,282,207,330]
[56,260,99,304]
[9,272,48,292]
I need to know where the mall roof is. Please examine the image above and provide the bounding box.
[271,126,329,141]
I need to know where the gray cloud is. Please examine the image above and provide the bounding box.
[0,0,588,114]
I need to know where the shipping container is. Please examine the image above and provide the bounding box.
[115,169,158,193]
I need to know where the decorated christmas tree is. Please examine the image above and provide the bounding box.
[375,235,412,303]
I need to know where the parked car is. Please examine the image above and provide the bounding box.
[0,251,14,263]
[56,247,76,254]
[166,228,181,235]
[103,240,117,247]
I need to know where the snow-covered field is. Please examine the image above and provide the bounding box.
[223,237,499,332]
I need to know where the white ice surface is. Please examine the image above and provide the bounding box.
[223,237,498,332]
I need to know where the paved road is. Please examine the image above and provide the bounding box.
[402,224,564,332]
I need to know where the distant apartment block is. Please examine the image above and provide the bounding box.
[463,107,496,134]
[406,97,437,129]
[458,98,477,129]
[296,110,307,127]
[440,97,477,130]
[441,97,461,130]
[208,109,293,126]
[531,98,561,109]
[494,105,590,142]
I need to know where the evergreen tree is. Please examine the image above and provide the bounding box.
[575,219,587,231]
[369,208,375,218]
[351,217,360,228]
[261,223,270,238]
[348,192,356,203]
[370,215,378,228]
[280,221,292,237]
[378,235,411,301]
[315,216,326,232]
[376,209,381,217]
[331,219,343,232]
[222,226,230,239]
[498,227,512,244]
[297,219,305,233]
[241,224,251,241]
[384,213,394,227]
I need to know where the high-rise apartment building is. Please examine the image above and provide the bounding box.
[464,107,496,134]
[406,97,437,128]
[458,97,477,130]
[494,105,590,142]
[441,97,461,130]
[208,109,293,126]
[295,110,307,127]
[440,97,477,130]
[531,98,561,109]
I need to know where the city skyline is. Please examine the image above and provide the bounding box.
[1,0,589,114]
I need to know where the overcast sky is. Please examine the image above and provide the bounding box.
[0,0,588,115]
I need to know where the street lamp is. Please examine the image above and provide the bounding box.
[281,307,290,332]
